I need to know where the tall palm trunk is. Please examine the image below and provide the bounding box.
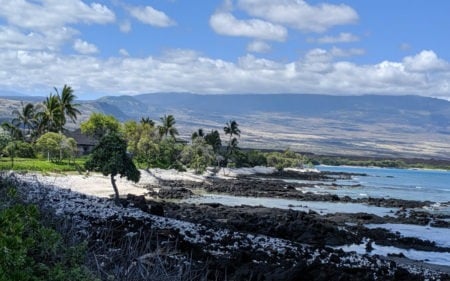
[110,174,120,205]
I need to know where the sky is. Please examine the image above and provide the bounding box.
[0,0,450,100]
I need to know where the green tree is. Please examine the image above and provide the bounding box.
[204,130,222,153]
[123,120,140,154]
[140,117,155,126]
[223,120,240,164]
[0,128,11,157]
[224,120,240,140]
[80,113,120,140]
[4,141,18,168]
[84,133,140,205]
[181,138,215,174]
[158,114,179,139]
[11,102,36,138]
[246,150,267,167]
[137,135,160,170]
[1,122,23,141]
[36,94,62,134]
[266,149,305,171]
[4,141,35,158]
[156,138,184,170]
[136,124,159,170]
[55,85,81,132]
[35,132,76,162]
[191,128,204,141]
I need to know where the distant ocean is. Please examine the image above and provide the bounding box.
[315,165,450,203]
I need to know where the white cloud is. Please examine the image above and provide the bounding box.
[330,47,365,57]
[210,12,287,41]
[0,48,449,99]
[0,25,78,53]
[119,48,129,57]
[403,50,448,72]
[128,5,176,27]
[0,26,75,51]
[310,32,359,44]
[0,0,115,31]
[303,47,365,63]
[0,0,114,54]
[73,39,98,54]
[119,20,132,33]
[237,0,358,33]
[247,41,271,53]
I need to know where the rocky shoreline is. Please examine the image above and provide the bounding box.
[8,170,450,280]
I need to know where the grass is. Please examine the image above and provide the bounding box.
[0,157,86,173]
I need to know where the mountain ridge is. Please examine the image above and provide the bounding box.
[1,93,449,159]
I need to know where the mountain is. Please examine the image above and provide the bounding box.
[1,93,449,159]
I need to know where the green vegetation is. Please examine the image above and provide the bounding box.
[35,132,77,163]
[266,149,309,171]
[5,84,446,176]
[84,133,140,204]
[310,155,450,170]
[1,85,81,167]
[0,128,11,157]
[0,176,98,281]
[0,158,85,173]
[223,120,241,165]
[80,113,121,140]
[181,138,215,174]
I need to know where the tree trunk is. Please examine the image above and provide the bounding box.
[110,174,120,205]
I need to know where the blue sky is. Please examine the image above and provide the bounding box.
[0,0,449,100]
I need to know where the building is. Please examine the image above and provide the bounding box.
[65,129,97,155]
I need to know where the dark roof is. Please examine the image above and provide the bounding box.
[66,129,97,146]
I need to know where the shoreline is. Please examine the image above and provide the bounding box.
[6,167,450,280]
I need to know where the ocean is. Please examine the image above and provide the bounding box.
[315,165,450,203]
[183,165,450,266]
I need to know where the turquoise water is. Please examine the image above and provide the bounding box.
[315,166,450,203]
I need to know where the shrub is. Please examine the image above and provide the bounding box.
[266,149,305,171]
[246,150,268,167]
[0,204,98,281]
[3,141,36,158]
[35,133,77,162]
[181,138,214,173]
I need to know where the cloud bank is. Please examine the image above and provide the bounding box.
[0,0,449,100]
[1,48,449,99]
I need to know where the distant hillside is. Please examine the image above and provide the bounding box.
[1,93,449,159]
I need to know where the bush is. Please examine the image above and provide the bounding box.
[0,204,98,281]
[35,133,77,162]
[181,138,214,173]
[266,149,305,171]
[3,141,35,158]
[246,150,267,167]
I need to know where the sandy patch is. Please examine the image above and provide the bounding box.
[28,168,209,198]
[26,166,316,198]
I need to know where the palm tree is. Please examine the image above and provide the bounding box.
[36,94,62,134]
[223,120,240,160]
[1,121,23,140]
[224,120,240,140]
[140,117,155,127]
[55,85,81,132]
[158,114,179,139]
[204,130,222,153]
[191,128,204,141]
[11,102,36,138]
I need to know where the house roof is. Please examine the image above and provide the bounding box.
[66,128,97,146]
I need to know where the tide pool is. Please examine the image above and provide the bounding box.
[182,194,397,217]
